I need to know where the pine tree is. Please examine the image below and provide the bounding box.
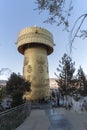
[6,73,31,107]
[77,66,87,95]
[55,53,75,96]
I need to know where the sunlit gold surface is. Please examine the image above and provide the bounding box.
[17,26,54,100]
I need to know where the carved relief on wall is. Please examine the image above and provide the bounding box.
[32,76,37,81]
[17,31,53,44]
[38,65,44,73]
[27,65,32,73]
[24,57,29,66]
[38,77,49,86]
[45,79,49,86]
[36,56,45,65]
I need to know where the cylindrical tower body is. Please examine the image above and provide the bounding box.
[17,26,54,100]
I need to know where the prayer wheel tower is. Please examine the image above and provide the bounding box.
[17,26,54,100]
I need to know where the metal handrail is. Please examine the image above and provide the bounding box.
[0,103,27,116]
[0,102,31,130]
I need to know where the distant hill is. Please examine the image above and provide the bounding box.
[0,78,59,88]
[49,78,58,89]
[0,80,7,86]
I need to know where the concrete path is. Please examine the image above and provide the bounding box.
[15,109,50,130]
[46,108,72,130]
[56,108,87,130]
[15,108,87,130]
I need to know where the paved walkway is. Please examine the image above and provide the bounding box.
[15,109,50,130]
[15,108,87,130]
[56,108,87,130]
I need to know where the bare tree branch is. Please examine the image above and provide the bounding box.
[35,0,73,30]
[69,14,87,53]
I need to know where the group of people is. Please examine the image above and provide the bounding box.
[51,93,87,112]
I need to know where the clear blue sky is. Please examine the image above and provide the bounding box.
[0,0,87,80]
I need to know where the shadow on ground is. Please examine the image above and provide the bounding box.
[45,108,73,130]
